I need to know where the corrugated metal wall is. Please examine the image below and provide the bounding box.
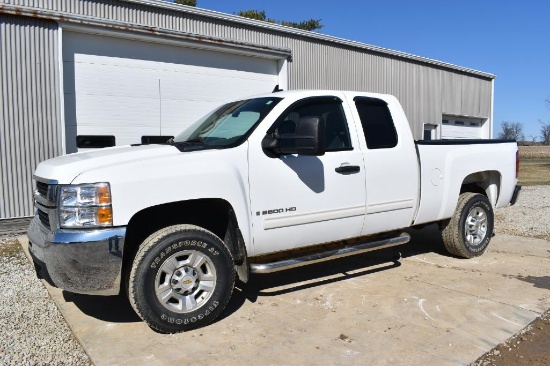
[0,14,61,218]
[3,0,493,119]
[0,0,494,218]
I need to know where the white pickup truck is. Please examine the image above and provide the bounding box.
[27,90,520,333]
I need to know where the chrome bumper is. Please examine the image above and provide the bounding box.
[27,216,126,296]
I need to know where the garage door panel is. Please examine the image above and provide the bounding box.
[63,62,159,97]
[64,32,277,75]
[441,118,483,139]
[160,75,276,102]
[63,31,280,153]
[72,94,160,127]
[73,63,159,98]
[159,65,278,90]
[156,60,278,79]
[441,125,473,139]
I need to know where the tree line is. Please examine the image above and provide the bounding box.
[172,0,323,31]
[499,97,550,145]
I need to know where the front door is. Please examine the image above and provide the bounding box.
[247,95,367,256]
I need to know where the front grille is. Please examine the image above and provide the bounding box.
[34,178,57,207]
[37,208,50,229]
[36,181,48,197]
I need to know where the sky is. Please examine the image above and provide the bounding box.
[170,0,549,139]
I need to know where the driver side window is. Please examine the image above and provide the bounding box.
[276,99,352,152]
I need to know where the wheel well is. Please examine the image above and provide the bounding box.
[460,170,501,206]
[122,199,245,292]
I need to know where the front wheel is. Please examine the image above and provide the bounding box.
[441,192,494,258]
[128,225,235,333]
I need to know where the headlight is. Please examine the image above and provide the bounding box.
[58,183,113,228]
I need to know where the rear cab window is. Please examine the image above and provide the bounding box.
[354,97,398,149]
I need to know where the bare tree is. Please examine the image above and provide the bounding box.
[527,134,538,145]
[540,120,550,145]
[498,121,524,141]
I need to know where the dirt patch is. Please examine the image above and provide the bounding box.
[473,310,550,366]
[0,237,24,260]
[474,185,550,365]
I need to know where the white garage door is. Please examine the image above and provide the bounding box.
[63,31,281,152]
[441,117,483,139]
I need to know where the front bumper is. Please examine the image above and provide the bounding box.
[27,216,126,296]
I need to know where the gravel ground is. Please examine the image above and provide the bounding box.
[0,234,92,366]
[0,186,547,365]
[494,185,550,241]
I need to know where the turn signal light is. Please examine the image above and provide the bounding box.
[98,207,113,225]
[98,185,111,205]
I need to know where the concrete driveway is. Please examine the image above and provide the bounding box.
[19,226,549,365]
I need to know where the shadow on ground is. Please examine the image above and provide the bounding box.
[62,291,141,323]
[64,225,449,325]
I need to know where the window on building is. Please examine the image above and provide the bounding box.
[76,135,116,149]
[423,124,438,140]
[354,97,398,149]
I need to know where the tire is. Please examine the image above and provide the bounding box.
[441,192,494,258]
[128,224,235,333]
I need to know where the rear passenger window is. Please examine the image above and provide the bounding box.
[275,97,352,152]
[354,97,398,149]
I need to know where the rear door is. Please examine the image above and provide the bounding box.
[247,95,367,256]
[348,95,419,235]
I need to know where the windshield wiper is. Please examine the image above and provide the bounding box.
[172,136,205,146]
[172,136,208,151]
[184,137,205,144]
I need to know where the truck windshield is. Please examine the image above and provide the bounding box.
[173,97,282,148]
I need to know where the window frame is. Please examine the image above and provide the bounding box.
[353,96,398,150]
[268,96,354,153]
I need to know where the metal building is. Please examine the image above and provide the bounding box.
[0,0,495,219]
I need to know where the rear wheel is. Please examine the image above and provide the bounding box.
[441,192,494,258]
[128,224,235,333]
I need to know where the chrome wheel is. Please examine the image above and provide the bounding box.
[154,250,217,313]
[464,206,487,246]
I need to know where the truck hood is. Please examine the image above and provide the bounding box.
[34,145,182,184]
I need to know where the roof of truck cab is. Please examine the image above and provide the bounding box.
[248,89,394,100]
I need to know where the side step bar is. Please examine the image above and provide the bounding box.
[250,232,410,274]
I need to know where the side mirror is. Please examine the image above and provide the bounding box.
[262,116,326,157]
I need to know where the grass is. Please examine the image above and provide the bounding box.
[518,146,550,186]
[519,159,550,186]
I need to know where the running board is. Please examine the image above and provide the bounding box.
[249,232,410,274]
